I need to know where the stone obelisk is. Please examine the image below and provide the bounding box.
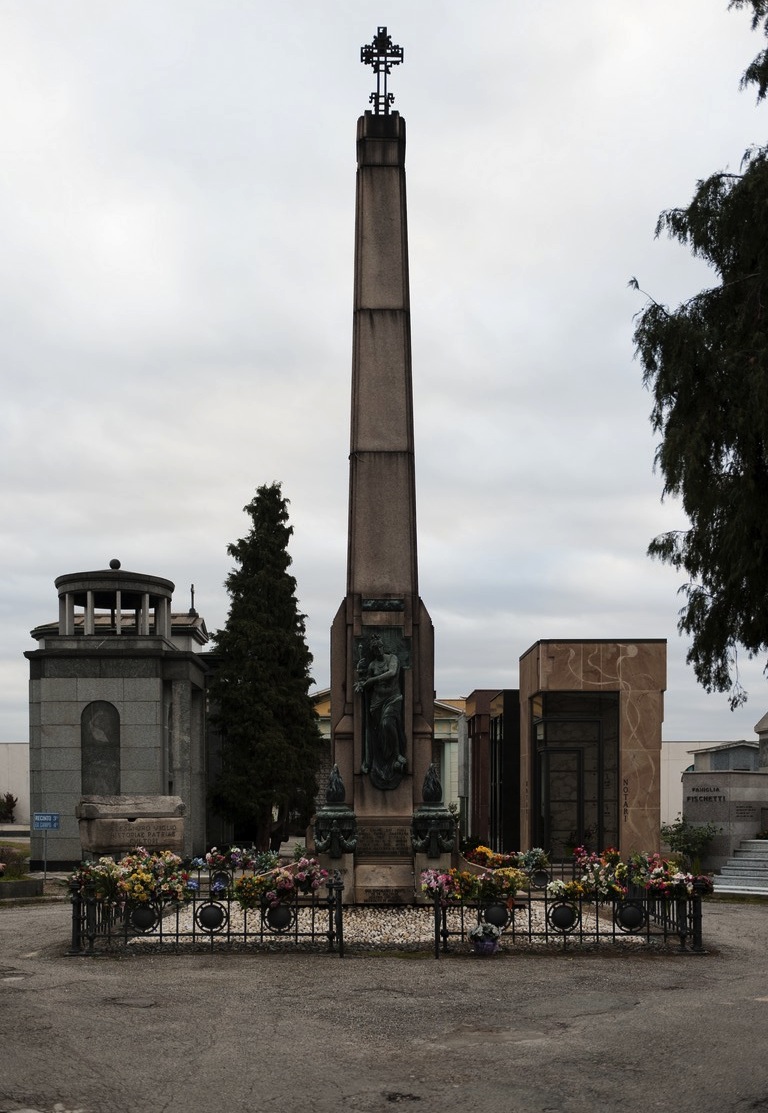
[328,28,435,902]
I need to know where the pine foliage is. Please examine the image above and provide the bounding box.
[208,484,321,847]
[632,3,768,708]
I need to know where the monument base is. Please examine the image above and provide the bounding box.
[317,851,356,905]
[353,858,415,904]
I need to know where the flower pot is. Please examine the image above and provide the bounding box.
[129,904,159,933]
[196,901,228,933]
[482,903,510,929]
[472,938,499,956]
[264,903,294,933]
[547,902,579,932]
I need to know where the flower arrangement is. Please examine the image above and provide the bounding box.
[68,848,193,905]
[420,869,456,902]
[463,845,519,869]
[468,921,502,942]
[293,857,330,894]
[452,869,481,900]
[566,847,713,901]
[518,847,550,872]
[232,858,329,910]
[573,846,628,900]
[546,879,585,904]
[232,873,271,909]
[463,845,550,875]
[420,867,528,904]
[645,867,713,898]
[191,846,277,874]
[476,867,527,903]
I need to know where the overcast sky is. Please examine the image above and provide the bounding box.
[2,1,767,743]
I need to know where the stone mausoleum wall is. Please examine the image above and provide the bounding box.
[682,770,768,871]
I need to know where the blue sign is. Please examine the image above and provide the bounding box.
[33,812,60,831]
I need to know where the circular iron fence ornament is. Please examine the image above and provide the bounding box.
[547,902,580,933]
[195,901,228,934]
[264,903,294,933]
[482,903,510,929]
[615,901,646,933]
[129,904,159,933]
[530,868,550,889]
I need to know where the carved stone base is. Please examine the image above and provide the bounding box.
[313,805,358,859]
[411,804,456,858]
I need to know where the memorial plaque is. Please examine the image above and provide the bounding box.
[78,817,184,855]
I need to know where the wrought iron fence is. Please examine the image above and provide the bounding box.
[430,887,705,958]
[66,868,706,958]
[68,871,345,956]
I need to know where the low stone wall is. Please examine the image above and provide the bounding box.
[0,879,44,899]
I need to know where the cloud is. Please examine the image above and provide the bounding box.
[1,1,766,747]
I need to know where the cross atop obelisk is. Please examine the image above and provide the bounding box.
[360,25,404,115]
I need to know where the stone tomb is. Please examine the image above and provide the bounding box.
[76,795,185,858]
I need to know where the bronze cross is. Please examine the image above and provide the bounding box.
[360,26,404,115]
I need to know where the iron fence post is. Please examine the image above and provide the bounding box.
[67,882,82,955]
[691,890,704,953]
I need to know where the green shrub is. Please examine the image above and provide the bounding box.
[0,793,18,823]
[660,816,720,870]
[0,845,29,880]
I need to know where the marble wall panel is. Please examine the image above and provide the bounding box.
[619,747,661,853]
[617,642,666,692]
[621,690,663,752]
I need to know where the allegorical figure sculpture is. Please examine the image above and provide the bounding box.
[355,633,407,790]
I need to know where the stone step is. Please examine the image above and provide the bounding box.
[711,838,768,893]
[714,880,768,893]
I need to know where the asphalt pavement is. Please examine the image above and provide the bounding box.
[0,894,766,1113]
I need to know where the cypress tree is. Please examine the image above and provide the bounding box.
[208,483,321,849]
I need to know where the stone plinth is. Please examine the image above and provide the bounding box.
[353,860,414,904]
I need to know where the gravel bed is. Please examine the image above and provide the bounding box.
[122,899,651,953]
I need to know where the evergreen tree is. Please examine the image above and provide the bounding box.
[631,1,768,708]
[208,483,322,849]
